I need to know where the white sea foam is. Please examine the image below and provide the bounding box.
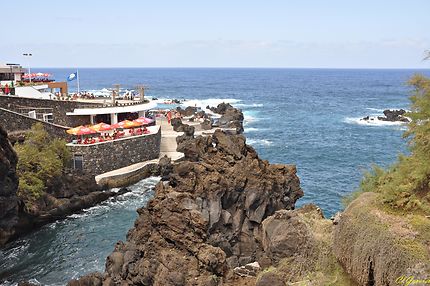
[247,138,273,146]
[366,107,409,111]
[181,98,241,110]
[244,127,260,132]
[66,177,160,220]
[344,116,408,127]
[235,103,264,108]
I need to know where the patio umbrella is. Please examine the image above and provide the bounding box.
[36,72,44,77]
[111,120,142,129]
[66,126,98,135]
[91,122,112,132]
[134,117,154,125]
[66,126,83,135]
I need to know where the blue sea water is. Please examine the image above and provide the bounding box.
[1,68,430,285]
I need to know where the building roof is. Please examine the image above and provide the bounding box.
[66,101,158,116]
[0,63,25,74]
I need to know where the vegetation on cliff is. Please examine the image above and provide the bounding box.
[348,74,430,215]
[14,123,70,201]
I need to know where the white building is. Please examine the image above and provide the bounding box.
[0,63,25,85]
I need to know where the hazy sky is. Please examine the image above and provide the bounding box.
[4,0,430,68]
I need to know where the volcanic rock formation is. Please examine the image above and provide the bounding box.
[70,129,302,285]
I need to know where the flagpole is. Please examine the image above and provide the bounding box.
[77,69,80,95]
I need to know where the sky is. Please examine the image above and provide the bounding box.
[3,0,430,68]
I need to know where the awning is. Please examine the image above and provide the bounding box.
[66,101,157,116]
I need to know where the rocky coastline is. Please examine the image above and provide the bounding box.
[70,126,304,285]
[2,102,429,285]
[0,125,133,246]
[67,103,430,286]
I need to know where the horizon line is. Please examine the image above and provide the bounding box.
[31,66,430,70]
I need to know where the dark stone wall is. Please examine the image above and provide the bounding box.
[0,95,99,127]
[0,108,69,139]
[68,127,161,176]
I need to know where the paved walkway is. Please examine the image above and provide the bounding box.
[95,117,184,186]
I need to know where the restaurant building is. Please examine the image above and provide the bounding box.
[0,70,163,176]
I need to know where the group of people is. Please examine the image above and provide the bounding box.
[166,110,183,124]
[73,127,151,145]
[72,92,96,100]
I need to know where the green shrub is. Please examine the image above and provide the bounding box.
[346,74,430,215]
[15,123,70,201]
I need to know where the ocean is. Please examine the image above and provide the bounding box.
[1,68,429,285]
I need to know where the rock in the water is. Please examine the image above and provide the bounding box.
[361,109,410,123]
[208,102,234,115]
[209,103,244,133]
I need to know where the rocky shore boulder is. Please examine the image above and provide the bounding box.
[251,204,354,285]
[378,109,410,122]
[207,103,234,115]
[176,106,198,117]
[71,130,303,285]
[334,192,430,285]
[0,125,19,246]
[361,109,410,123]
[208,103,244,133]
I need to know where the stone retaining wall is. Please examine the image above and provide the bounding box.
[67,127,161,176]
[0,95,99,127]
[0,108,69,139]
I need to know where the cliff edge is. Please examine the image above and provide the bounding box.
[0,125,19,245]
[70,129,303,285]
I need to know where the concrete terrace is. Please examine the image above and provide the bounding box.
[95,116,185,187]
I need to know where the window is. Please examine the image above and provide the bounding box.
[43,113,53,123]
[73,154,83,170]
[28,110,36,118]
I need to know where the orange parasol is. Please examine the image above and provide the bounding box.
[111,120,142,129]
[91,122,113,132]
[66,126,98,135]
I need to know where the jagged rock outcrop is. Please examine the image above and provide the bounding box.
[378,109,410,122]
[70,130,302,285]
[334,192,430,286]
[0,125,19,245]
[21,184,129,226]
[208,103,244,133]
[171,118,195,136]
[207,103,234,115]
[176,106,198,117]
[361,109,410,123]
